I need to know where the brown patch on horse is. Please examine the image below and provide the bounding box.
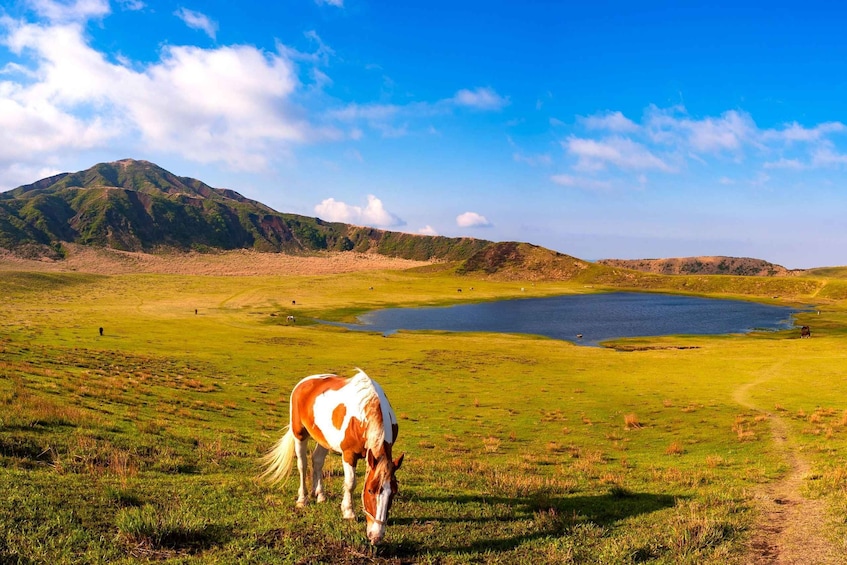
[332,403,347,429]
[290,376,347,444]
[341,416,367,465]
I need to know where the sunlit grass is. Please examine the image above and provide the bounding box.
[1,265,847,562]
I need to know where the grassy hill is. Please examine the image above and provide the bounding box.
[0,159,489,261]
[598,256,797,277]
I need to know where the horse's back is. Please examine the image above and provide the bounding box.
[289,371,397,456]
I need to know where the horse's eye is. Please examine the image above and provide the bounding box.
[367,488,375,495]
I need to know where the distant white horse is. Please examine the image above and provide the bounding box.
[261,369,403,545]
[286,315,295,323]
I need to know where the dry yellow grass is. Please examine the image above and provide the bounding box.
[623,413,643,430]
[0,244,431,276]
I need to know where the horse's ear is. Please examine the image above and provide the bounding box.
[393,453,404,471]
[366,448,376,468]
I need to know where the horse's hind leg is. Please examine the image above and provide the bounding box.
[311,444,329,503]
[294,437,310,507]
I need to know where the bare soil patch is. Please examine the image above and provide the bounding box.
[0,244,432,276]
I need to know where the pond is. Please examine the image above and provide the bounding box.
[333,292,801,346]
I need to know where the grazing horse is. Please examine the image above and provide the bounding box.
[261,369,403,545]
[801,325,811,338]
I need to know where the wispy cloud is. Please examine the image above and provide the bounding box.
[28,0,110,22]
[550,174,612,190]
[579,110,638,133]
[452,87,509,111]
[762,121,846,143]
[314,195,405,227]
[513,152,552,167]
[763,158,805,170]
[812,146,847,167]
[562,105,847,184]
[328,86,508,137]
[174,7,218,40]
[315,0,344,7]
[418,225,438,236]
[456,211,492,228]
[565,136,673,172]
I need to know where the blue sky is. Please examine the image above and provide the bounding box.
[1,0,846,268]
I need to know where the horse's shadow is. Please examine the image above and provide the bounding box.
[383,490,680,557]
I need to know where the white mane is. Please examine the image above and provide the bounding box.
[350,368,395,453]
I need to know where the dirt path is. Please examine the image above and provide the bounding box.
[734,377,843,564]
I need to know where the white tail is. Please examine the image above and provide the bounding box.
[259,426,296,484]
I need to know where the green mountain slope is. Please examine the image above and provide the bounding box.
[0,159,488,261]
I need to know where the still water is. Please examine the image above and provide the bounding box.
[338,292,800,346]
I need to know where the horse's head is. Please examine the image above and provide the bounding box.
[362,449,404,545]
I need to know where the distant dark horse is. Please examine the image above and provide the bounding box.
[800,325,811,338]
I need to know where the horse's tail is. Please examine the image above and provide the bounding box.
[259,426,296,484]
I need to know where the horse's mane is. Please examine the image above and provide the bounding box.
[350,368,393,456]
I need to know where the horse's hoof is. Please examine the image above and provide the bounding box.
[316,494,327,503]
[342,512,355,520]
[296,500,307,508]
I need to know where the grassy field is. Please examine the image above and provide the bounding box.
[2,264,847,563]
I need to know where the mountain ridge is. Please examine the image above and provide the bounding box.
[598,256,799,277]
[0,159,489,262]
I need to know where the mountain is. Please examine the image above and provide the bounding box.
[0,159,488,261]
[597,256,798,276]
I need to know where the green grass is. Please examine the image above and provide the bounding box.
[2,267,847,563]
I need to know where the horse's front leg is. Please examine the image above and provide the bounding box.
[294,437,310,507]
[341,458,357,520]
[311,444,329,503]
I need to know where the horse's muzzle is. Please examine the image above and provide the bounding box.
[367,527,385,545]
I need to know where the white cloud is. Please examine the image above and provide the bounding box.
[643,107,756,154]
[685,110,755,153]
[174,8,218,40]
[580,110,638,133]
[0,13,316,171]
[565,136,673,172]
[456,211,491,228]
[560,105,847,187]
[763,121,846,143]
[452,87,508,111]
[418,225,438,236]
[550,174,612,190]
[28,0,110,22]
[315,0,344,6]
[314,195,405,227]
[118,0,145,10]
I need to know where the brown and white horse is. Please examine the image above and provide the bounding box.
[261,369,403,545]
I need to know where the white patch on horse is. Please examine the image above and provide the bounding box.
[313,390,353,453]
[372,379,398,446]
